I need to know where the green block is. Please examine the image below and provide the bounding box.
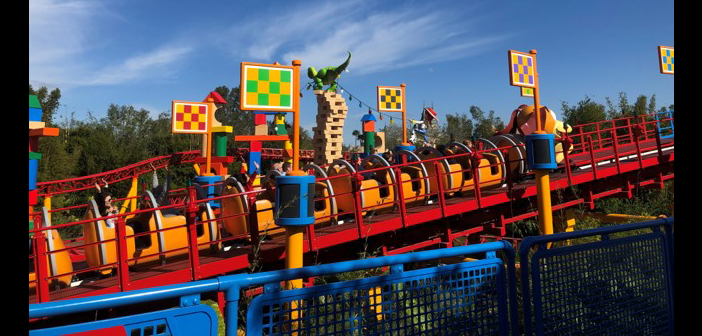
[29,152,42,160]
[258,94,269,106]
[258,69,269,81]
[29,220,34,237]
[280,94,291,107]
[29,95,42,109]
[246,80,258,93]
[269,81,280,94]
[214,133,228,157]
[280,71,291,83]
[277,124,288,135]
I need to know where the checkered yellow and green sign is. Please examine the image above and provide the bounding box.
[658,46,674,75]
[241,64,294,111]
[377,86,404,112]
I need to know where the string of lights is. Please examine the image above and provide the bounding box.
[305,81,401,125]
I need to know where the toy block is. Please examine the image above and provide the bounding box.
[29,107,42,122]
[29,95,42,109]
[255,124,269,135]
[235,135,289,142]
[250,141,262,152]
[194,156,234,165]
[29,127,60,137]
[29,159,38,191]
[29,121,46,130]
[363,121,376,132]
[205,91,227,104]
[212,126,233,133]
[254,114,267,125]
[29,190,38,205]
[29,152,42,160]
[248,152,262,174]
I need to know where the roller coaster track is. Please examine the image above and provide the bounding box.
[29,115,674,304]
[36,148,315,196]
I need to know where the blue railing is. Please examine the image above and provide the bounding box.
[656,110,674,139]
[29,219,675,335]
[30,241,518,336]
[519,218,674,335]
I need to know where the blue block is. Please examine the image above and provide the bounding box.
[395,144,416,152]
[29,159,38,191]
[248,151,262,175]
[194,176,223,209]
[29,108,42,122]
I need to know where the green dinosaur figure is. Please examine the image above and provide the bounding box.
[307,51,352,92]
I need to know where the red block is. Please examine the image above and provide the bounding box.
[29,190,38,205]
[250,141,262,152]
[255,114,267,125]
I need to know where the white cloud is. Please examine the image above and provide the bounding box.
[29,0,192,87]
[84,45,193,85]
[224,1,505,75]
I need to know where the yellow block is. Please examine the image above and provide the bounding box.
[212,126,233,133]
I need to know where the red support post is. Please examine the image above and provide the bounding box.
[633,124,644,169]
[394,167,407,228]
[588,136,598,180]
[595,123,601,150]
[247,195,260,248]
[306,223,317,252]
[434,161,447,218]
[185,187,201,281]
[626,117,634,143]
[562,135,573,186]
[503,149,513,192]
[352,174,365,239]
[655,124,664,158]
[471,153,483,208]
[115,216,131,292]
[33,213,50,303]
[612,128,621,175]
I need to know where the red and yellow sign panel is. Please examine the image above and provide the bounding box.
[172,101,210,134]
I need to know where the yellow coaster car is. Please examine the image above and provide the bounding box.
[29,208,74,291]
[83,191,220,274]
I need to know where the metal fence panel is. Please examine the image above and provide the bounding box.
[520,219,674,335]
[247,259,510,335]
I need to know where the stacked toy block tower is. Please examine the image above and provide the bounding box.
[312,90,348,165]
[29,95,59,232]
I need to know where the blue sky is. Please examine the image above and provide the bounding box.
[29,0,674,145]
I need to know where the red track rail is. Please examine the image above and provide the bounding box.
[37,148,315,196]
[29,115,673,304]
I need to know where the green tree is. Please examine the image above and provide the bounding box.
[443,113,473,143]
[561,96,607,127]
[561,96,607,145]
[470,106,504,139]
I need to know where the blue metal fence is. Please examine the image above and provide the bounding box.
[30,241,518,336]
[29,219,675,335]
[656,110,674,139]
[519,218,674,335]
